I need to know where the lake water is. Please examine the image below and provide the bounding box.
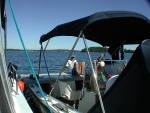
[7,51,132,75]
[7,51,132,113]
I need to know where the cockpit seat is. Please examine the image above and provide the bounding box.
[58,80,81,101]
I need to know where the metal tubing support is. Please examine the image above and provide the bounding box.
[49,31,82,95]
[15,74,18,95]
[93,60,97,75]
[41,44,51,84]
[82,34,105,113]
[44,39,50,52]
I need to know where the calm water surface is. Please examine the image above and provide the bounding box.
[7,51,132,74]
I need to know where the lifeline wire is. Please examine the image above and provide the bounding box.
[8,0,52,112]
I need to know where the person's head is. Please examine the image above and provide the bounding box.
[71,55,75,61]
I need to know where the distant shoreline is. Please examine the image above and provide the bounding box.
[7,46,134,53]
[7,49,80,52]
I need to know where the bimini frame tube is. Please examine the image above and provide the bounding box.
[49,31,82,95]
[82,34,105,113]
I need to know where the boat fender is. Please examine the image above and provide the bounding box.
[18,81,25,92]
[98,61,105,67]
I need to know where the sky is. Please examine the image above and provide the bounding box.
[5,0,150,50]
